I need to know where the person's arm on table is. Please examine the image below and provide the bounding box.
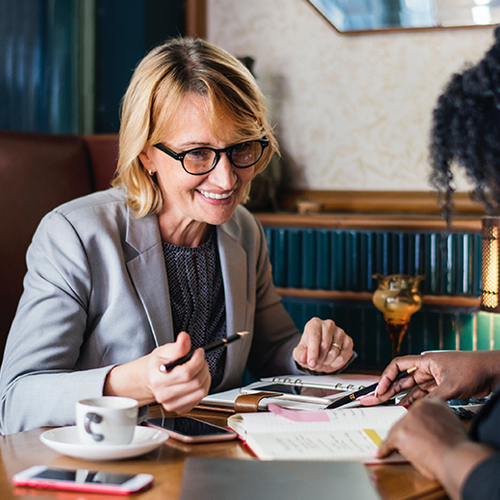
[292,317,353,373]
[0,203,211,433]
[375,398,496,500]
[0,212,112,434]
[359,350,500,406]
[104,332,211,414]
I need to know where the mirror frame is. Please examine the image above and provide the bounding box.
[306,0,500,34]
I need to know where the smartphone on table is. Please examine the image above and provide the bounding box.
[12,466,154,494]
[145,416,237,443]
[240,382,344,404]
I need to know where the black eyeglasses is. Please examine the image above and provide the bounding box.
[153,138,269,175]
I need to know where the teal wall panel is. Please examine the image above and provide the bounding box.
[263,224,485,370]
[476,312,491,351]
[331,231,345,290]
[360,232,373,290]
[301,229,316,289]
[442,234,454,295]
[365,308,387,367]
[406,312,426,354]
[475,312,500,350]
[281,296,478,371]
[316,230,331,290]
[458,313,474,351]
[0,0,80,133]
[1,0,185,134]
[424,312,442,351]
[375,232,390,277]
[272,228,286,287]
[441,313,457,350]
[287,229,301,288]
[425,312,441,352]
[263,226,482,297]
[493,314,500,349]
[493,315,500,349]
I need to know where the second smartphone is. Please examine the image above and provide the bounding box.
[145,416,237,443]
[12,466,153,494]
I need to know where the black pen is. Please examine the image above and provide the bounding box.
[324,366,417,410]
[159,331,249,373]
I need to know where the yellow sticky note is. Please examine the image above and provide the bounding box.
[364,429,382,447]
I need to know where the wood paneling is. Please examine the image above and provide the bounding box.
[277,189,485,215]
[254,211,482,232]
[276,288,481,307]
[185,0,206,38]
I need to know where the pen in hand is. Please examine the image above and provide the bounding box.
[159,331,249,373]
[324,366,417,410]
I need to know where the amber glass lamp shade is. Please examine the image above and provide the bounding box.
[481,216,500,313]
[372,274,424,358]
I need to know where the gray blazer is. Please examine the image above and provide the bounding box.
[0,188,301,434]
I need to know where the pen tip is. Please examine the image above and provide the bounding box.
[237,331,249,337]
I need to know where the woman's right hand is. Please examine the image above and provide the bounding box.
[104,332,211,414]
[359,350,500,407]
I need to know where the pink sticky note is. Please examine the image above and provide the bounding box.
[268,403,329,422]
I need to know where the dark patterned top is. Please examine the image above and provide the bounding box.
[162,229,226,389]
[463,387,500,500]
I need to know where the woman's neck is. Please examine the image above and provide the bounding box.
[157,212,212,247]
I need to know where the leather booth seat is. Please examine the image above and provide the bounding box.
[0,130,118,361]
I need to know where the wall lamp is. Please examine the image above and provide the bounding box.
[481,216,500,313]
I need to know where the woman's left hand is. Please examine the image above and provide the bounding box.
[292,318,353,373]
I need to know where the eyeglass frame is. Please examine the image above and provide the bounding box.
[152,137,269,176]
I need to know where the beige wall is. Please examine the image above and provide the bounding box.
[207,0,495,192]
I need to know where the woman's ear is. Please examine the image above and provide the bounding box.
[139,146,156,174]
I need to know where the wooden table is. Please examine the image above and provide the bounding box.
[0,406,447,500]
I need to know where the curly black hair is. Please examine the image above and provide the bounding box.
[430,26,500,220]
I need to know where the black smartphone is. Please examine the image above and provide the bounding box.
[241,383,344,403]
[144,416,237,443]
[12,466,153,494]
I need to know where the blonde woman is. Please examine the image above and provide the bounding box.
[0,38,353,434]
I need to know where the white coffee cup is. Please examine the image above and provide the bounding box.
[76,397,139,446]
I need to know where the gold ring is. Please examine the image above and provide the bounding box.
[331,342,342,352]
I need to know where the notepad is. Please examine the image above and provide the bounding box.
[200,373,381,412]
[227,406,407,463]
[179,457,382,500]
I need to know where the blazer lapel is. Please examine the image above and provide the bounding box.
[123,207,251,381]
[125,208,174,347]
[217,224,251,384]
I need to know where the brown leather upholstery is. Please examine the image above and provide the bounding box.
[0,130,118,361]
[84,134,119,191]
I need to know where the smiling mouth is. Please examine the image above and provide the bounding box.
[198,189,235,200]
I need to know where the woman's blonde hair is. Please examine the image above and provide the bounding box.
[112,37,278,217]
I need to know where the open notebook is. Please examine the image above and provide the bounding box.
[227,405,407,463]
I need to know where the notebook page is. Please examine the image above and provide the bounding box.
[246,429,390,461]
[229,406,407,435]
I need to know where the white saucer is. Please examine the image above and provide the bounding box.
[40,426,168,460]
